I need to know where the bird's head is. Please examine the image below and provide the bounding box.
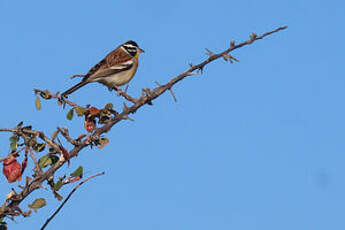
[122,40,144,58]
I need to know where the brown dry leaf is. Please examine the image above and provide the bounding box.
[53,191,63,201]
[6,191,16,201]
[35,96,41,110]
[51,130,59,141]
[22,209,32,217]
[97,137,109,149]
[88,107,101,117]
[75,106,86,117]
[28,198,46,213]
[25,176,32,186]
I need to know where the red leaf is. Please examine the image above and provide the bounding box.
[69,176,81,183]
[84,119,96,133]
[21,158,27,175]
[57,138,70,167]
[60,145,70,167]
[3,157,22,183]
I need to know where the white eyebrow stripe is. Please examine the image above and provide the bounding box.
[124,44,136,48]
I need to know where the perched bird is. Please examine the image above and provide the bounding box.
[61,40,144,98]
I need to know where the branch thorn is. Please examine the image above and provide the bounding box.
[205,48,215,57]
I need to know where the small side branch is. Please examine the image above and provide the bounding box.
[57,127,80,146]
[33,89,84,109]
[40,172,105,230]
[117,90,138,104]
[155,81,177,102]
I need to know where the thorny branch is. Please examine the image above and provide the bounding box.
[0,26,287,222]
[94,26,288,135]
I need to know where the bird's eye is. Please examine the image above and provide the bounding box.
[124,46,137,56]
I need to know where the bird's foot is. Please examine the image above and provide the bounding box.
[58,94,68,108]
[113,87,123,96]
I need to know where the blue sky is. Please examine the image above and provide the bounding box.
[1,0,345,229]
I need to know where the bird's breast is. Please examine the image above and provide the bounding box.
[101,63,138,87]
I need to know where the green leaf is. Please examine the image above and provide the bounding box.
[33,143,46,152]
[35,96,41,110]
[54,180,63,191]
[38,155,51,168]
[37,143,46,152]
[9,136,18,151]
[10,142,17,151]
[70,166,83,178]
[28,137,37,147]
[50,155,59,164]
[9,136,18,143]
[28,198,46,213]
[66,108,74,120]
[38,154,59,168]
[75,106,86,117]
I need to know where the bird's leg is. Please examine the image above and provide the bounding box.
[124,84,130,93]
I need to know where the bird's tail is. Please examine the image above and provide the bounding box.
[61,80,89,98]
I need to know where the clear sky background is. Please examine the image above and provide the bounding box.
[0,0,344,229]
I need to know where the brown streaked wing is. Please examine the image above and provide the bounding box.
[87,63,133,80]
[85,58,107,78]
[85,46,132,78]
[105,47,132,67]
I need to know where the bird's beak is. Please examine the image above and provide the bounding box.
[138,48,145,53]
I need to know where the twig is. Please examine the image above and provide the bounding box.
[117,90,138,104]
[33,89,84,109]
[155,81,177,102]
[57,127,80,146]
[29,148,42,174]
[0,147,25,163]
[0,128,16,133]
[0,126,61,153]
[22,129,61,153]
[40,172,105,230]
[124,84,129,93]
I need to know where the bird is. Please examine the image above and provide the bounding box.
[61,40,144,98]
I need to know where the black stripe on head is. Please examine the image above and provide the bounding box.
[123,40,139,56]
[124,40,138,47]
